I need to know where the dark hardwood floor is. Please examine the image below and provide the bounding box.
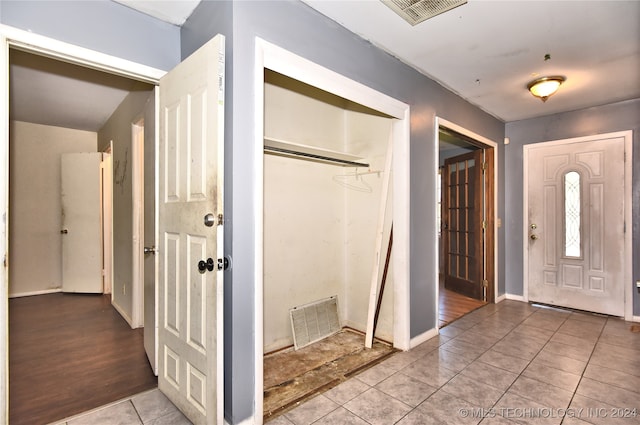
[9,293,157,425]
[439,277,486,328]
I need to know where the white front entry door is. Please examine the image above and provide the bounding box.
[157,35,225,425]
[526,135,626,316]
[61,152,103,293]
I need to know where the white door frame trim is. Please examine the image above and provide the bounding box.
[254,37,411,423]
[102,142,114,296]
[131,121,145,328]
[0,25,165,423]
[0,25,164,83]
[435,118,500,317]
[522,130,633,320]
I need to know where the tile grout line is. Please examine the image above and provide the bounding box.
[558,315,608,425]
[131,397,146,425]
[290,303,612,425]
[298,306,512,424]
[442,304,551,424]
[490,309,611,425]
[428,305,594,423]
[386,303,542,424]
[485,309,576,424]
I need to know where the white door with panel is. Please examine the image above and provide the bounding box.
[158,35,225,424]
[526,135,625,316]
[61,152,103,293]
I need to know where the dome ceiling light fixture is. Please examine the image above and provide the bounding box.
[527,75,566,102]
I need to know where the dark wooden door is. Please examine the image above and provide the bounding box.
[442,150,484,300]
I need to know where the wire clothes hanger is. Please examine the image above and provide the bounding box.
[332,168,381,193]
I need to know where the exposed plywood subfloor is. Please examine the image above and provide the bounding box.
[264,329,395,421]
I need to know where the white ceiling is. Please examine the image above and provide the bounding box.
[302,0,640,122]
[9,0,640,133]
[9,49,149,132]
[113,0,201,25]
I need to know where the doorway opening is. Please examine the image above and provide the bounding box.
[7,46,156,424]
[437,120,497,328]
[255,39,411,422]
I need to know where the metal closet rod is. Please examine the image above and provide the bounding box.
[264,145,370,168]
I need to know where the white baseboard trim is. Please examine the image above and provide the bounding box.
[505,294,526,302]
[111,299,134,328]
[495,293,506,303]
[409,327,439,349]
[632,316,640,323]
[9,288,62,298]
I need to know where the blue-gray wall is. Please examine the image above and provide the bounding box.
[181,1,504,422]
[504,99,640,316]
[0,0,180,71]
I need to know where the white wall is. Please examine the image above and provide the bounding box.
[263,72,394,351]
[9,121,97,296]
[97,88,154,325]
[263,74,346,352]
[343,110,393,341]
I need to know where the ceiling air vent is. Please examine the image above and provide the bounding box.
[381,0,468,26]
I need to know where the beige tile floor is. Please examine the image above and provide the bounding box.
[52,300,640,425]
[49,389,191,425]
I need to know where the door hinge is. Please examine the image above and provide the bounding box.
[482,220,486,230]
[481,162,487,171]
[217,213,224,226]
[3,254,6,268]
[482,279,489,288]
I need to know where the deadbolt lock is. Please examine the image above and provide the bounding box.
[204,213,215,227]
[530,223,537,230]
[217,257,229,271]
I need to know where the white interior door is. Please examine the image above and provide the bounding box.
[158,35,225,425]
[61,152,103,293]
[526,135,625,316]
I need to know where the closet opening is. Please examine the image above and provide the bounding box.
[262,69,398,419]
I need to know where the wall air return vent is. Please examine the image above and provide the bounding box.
[290,296,340,350]
[381,0,467,26]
